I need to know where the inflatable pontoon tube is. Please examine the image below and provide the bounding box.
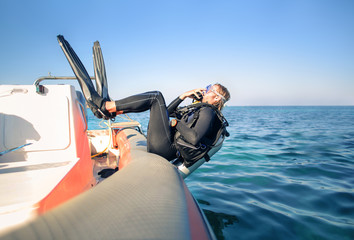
[0,129,215,240]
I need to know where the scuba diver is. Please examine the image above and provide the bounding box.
[57,35,230,171]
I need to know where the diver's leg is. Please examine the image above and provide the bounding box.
[114,91,176,160]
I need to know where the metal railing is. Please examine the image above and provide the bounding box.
[34,76,95,94]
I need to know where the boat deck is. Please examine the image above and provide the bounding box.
[0,85,94,235]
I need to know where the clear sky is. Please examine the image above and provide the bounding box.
[1,0,353,106]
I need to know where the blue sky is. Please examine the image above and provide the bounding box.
[1,0,353,106]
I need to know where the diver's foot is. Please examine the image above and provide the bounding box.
[88,96,116,120]
[100,100,116,120]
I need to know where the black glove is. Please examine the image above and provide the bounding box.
[98,167,118,178]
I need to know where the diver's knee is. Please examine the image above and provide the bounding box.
[150,91,164,101]
[152,91,163,97]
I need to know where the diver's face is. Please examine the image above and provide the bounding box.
[202,85,223,105]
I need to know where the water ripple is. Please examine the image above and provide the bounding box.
[187,106,354,240]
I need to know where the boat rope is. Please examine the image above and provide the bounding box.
[90,114,136,158]
[115,113,134,122]
[91,120,113,158]
[0,143,33,156]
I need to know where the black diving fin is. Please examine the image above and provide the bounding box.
[93,41,111,101]
[57,35,109,119]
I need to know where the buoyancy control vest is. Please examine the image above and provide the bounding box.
[172,103,229,169]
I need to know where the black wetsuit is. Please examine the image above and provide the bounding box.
[115,91,216,160]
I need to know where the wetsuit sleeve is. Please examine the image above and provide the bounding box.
[167,97,183,117]
[176,107,215,145]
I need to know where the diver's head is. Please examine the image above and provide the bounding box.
[202,83,230,110]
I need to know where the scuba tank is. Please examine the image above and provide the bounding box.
[174,134,224,179]
[171,103,229,179]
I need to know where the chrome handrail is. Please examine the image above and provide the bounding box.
[78,101,88,133]
[33,76,95,94]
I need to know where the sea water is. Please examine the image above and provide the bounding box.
[88,106,354,240]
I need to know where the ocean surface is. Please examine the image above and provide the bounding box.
[88,106,354,240]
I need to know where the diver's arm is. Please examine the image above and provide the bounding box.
[167,97,183,116]
[168,88,206,116]
[167,88,205,116]
[179,88,205,101]
[176,107,215,145]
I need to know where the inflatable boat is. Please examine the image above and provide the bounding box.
[0,81,216,239]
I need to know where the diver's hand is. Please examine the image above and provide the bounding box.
[179,88,206,101]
